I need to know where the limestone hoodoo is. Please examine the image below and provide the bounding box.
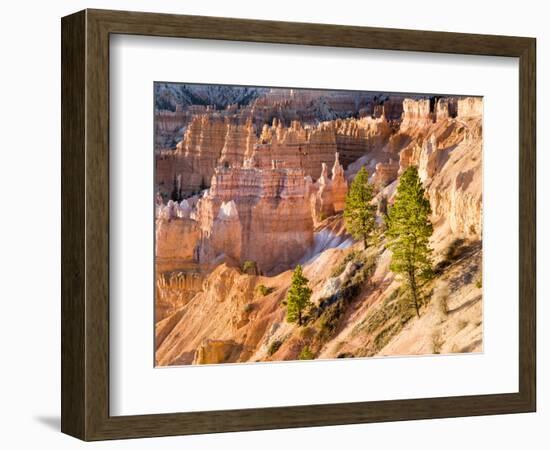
[197,164,314,274]
[311,152,348,224]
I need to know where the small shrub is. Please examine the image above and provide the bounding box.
[243,303,254,314]
[298,346,314,360]
[431,330,444,354]
[331,250,362,278]
[267,340,282,356]
[317,300,346,339]
[387,287,400,302]
[299,326,315,341]
[316,256,378,341]
[445,238,466,260]
[475,278,482,289]
[435,238,468,274]
[256,284,274,296]
[242,260,259,275]
[397,293,416,321]
[457,319,469,331]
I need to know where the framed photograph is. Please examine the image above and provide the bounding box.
[61,9,536,440]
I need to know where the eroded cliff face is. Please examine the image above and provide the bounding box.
[155,91,409,197]
[396,98,483,237]
[156,152,348,275]
[199,166,314,274]
[154,93,483,366]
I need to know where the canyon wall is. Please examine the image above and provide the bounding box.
[154,92,483,366]
[396,97,483,238]
[156,96,483,274]
[197,165,314,274]
[155,90,428,197]
[334,116,393,167]
[156,152,348,274]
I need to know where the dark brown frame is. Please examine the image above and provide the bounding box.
[61,8,536,441]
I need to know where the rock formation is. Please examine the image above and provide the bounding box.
[193,339,242,365]
[373,158,400,187]
[155,214,200,263]
[154,88,484,367]
[401,98,433,129]
[457,97,483,119]
[311,153,348,224]
[156,270,206,321]
[334,116,393,167]
[219,119,256,168]
[198,165,315,274]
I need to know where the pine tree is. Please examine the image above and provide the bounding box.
[285,265,312,326]
[386,166,434,317]
[344,166,377,250]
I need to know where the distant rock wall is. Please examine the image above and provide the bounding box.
[401,98,433,129]
[334,116,393,167]
[248,120,338,180]
[457,97,483,119]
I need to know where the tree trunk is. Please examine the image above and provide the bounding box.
[409,269,420,317]
[298,309,302,326]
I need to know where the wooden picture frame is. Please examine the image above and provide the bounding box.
[61,8,536,441]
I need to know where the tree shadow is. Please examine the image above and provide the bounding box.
[448,294,482,315]
[458,339,483,353]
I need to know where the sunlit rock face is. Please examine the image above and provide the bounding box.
[154,89,484,367]
[197,165,315,274]
[155,215,200,262]
[427,116,483,238]
[334,116,393,167]
[219,119,256,168]
[401,98,433,129]
[155,270,206,321]
[457,97,483,119]
[395,97,483,239]
[311,153,348,225]
[193,339,243,365]
[248,119,337,178]
[155,90,410,199]
[373,159,400,187]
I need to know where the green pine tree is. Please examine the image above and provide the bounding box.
[386,166,434,317]
[344,166,377,250]
[285,265,312,326]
